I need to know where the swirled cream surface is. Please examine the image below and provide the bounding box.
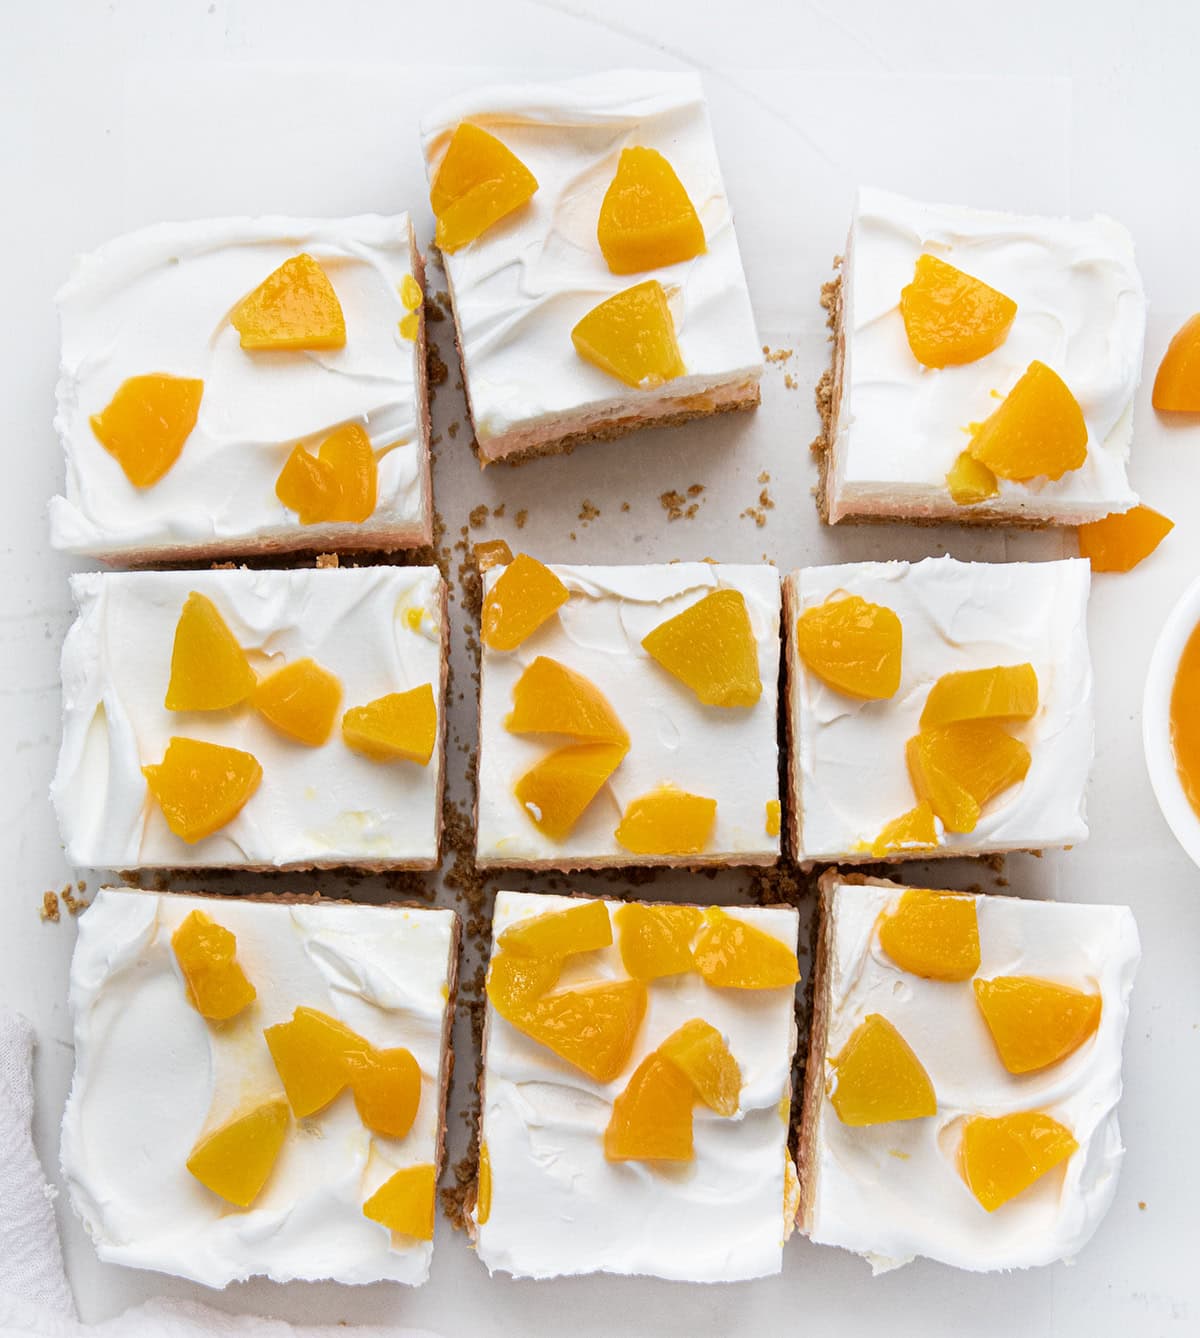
[787,556,1093,861]
[52,566,444,869]
[476,563,781,866]
[61,888,457,1287]
[808,878,1140,1272]
[829,187,1146,523]
[50,215,430,557]
[420,72,761,455]
[473,891,798,1281]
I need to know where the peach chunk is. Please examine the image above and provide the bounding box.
[946,450,999,506]
[571,280,686,389]
[614,903,703,981]
[473,539,515,573]
[90,374,204,488]
[513,741,628,840]
[658,1018,741,1116]
[264,1006,363,1117]
[430,122,539,254]
[186,1098,290,1208]
[795,595,903,700]
[641,589,761,707]
[517,980,648,1083]
[973,976,1102,1074]
[362,1163,437,1239]
[475,1142,492,1226]
[614,786,717,856]
[481,555,569,651]
[143,737,262,843]
[341,683,438,765]
[877,889,981,982]
[596,146,706,276]
[900,254,1017,369]
[165,592,256,713]
[253,658,343,747]
[498,898,613,960]
[604,1052,696,1162]
[766,799,781,837]
[830,1013,936,1127]
[171,910,257,1021]
[906,721,1030,834]
[505,656,628,744]
[1078,505,1174,573]
[920,663,1039,728]
[1152,313,1200,411]
[276,424,378,526]
[231,253,345,351]
[346,1046,422,1139]
[486,948,564,1014]
[869,801,939,858]
[959,1111,1078,1212]
[967,360,1087,482]
[692,907,799,990]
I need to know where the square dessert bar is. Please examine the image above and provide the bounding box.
[785,555,1093,864]
[50,215,432,562]
[818,187,1146,526]
[52,565,446,871]
[475,560,782,869]
[471,891,800,1281]
[61,888,459,1287]
[420,71,762,465]
[799,873,1140,1271]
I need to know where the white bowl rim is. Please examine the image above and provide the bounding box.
[1143,567,1200,868]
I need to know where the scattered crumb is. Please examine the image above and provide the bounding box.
[1138,1201,1147,1211]
[578,500,600,524]
[514,509,527,530]
[427,346,448,387]
[492,503,505,519]
[40,891,60,923]
[620,501,630,512]
[447,421,460,439]
[468,505,489,529]
[757,470,771,485]
[315,552,339,569]
[569,531,577,542]
[659,486,705,522]
[61,883,89,916]
[740,506,768,528]
[687,483,705,498]
[763,346,793,365]
[784,373,799,391]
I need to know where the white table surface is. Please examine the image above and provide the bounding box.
[3,2,1199,1334]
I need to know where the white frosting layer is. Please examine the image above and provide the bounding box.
[474,891,798,1281]
[61,888,457,1287]
[420,72,761,456]
[829,187,1146,523]
[787,556,1093,861]
[52,566,444,869]
[808,878,1140,1272]
[476,563,781,866]
[50,215,430,557]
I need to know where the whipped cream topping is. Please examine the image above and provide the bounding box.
[476,563,781,866]
[474,891,798,1281]
[420,72,761,455]
[53,566,444,869]
[50,215,430,557]
[61,888,457,1287]
[807,877,1140,1272]
[787,556,1094,862]
[829,187,1146,523]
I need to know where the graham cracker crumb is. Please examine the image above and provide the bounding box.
[569,531,577,541]
[468,505,489,529]
[315,552,339,569]
[1138,1201,1147,1211]
[784,373,799,391]
[448,421,460,439]
[40,892,60,923]
[62,883,89,916]
[514,509,527,530]
[758,471,771,485]
[620,501,630,512]
[492,503,505,519]
[578,500,600,524]
[427,345,449,387]
[660,485,705,522]
[764,346,794,365]
[209,561,237,571]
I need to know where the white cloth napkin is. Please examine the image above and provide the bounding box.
[0,1011,443,1338]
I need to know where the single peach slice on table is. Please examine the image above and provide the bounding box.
[692,908,799,990]
[516,980,648,1083]
[346,1046,422,1139]
[362,1164,437,1239]
[919,663,1038,728]
[571,280,686,388]
[342,683,438,765]
[959,1111,1078,1212]
[231,253,345,351]
[946,449,1000,506]
[481,555,569,651]
[90,374,204,488]
[1152,313,1200,411]
[830,1013,936,1127]
[604,1052,695,1163]
[513,741,628,840]
[505,656,628,744]
[615,903,703,981]
[869,801,939,858]
[165,592,256,713]
[186,1098,290,1208]
[430,122,539,253]
[614,786,717,856]
[906,721,1031,834]
[641,588,761,707]
[264,1006,364,1118]
[658,1018,741,1117]
[877,889,981,982]
[171,910,256,1021]
[498,898,613,960]
[253,658,342,747]
[973,976,1101,1074]
[597,146,706,275]
[795,595,903,700]
[1078,505,1174,573]
[900,254,1017,369]
[967,360,1087,482]
[143,737,262,843]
